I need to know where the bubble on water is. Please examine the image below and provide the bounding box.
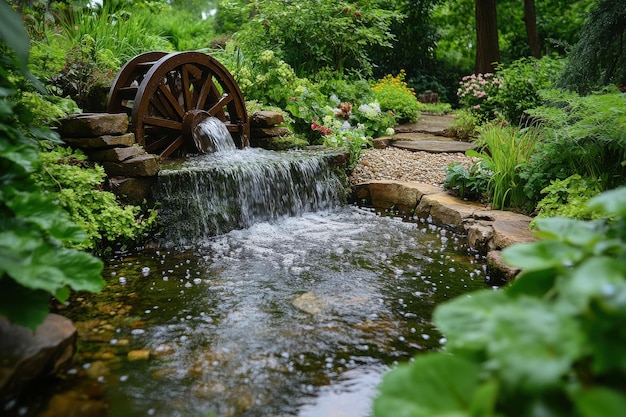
[421,334,430,340]
[184,282,192,288]
[109,339,118,346]
[118,277,127,285]
[141,267,150,277]
[193,278,202,285]
[131,329,145,336]
[120,375,129,382]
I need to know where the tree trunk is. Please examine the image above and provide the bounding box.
[475,0,500,73]
[524,0,541,58]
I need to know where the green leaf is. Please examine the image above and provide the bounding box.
[434,290,508,353]
[559,257,626,313]
[588,187,626,217]
[502,240,584,271]
[0,0,31,70]
[574,387,626,417]
[0,277,50,331]
[373,353,481,417]
[468,380,499,417]
[507,268,557,298]
[487,297,584,391]
[532,217,604,249]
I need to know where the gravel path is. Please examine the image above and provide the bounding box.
[349,147,475,187]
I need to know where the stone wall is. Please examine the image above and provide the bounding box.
[353,180,536,281]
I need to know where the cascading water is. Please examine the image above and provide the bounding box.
[154,117,345,245]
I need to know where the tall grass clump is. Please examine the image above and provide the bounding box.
[470,123,540,210]
[59,4,171,67]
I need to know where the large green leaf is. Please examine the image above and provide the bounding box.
[434,290,508,353]
[558,257,626,313]
[502,240,584,271]
[373,353,483,417]
[487,297,584,391]
[0,0,30,70]
[506,268,557,298]
[588,187,626,217]
[574,387,626,417]
[0,277,50,330]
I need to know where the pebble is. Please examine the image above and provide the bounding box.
[350,147,475,187]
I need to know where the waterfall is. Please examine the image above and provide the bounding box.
[193,116,237,153]
[154,119,346,245]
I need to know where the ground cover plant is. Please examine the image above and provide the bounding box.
[374,186,626,417]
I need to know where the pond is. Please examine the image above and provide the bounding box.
[8,205,494,417]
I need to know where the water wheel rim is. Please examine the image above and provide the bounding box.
[131,51,249,158]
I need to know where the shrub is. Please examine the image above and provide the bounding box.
[32,146,157,253]
[492,55,565,125]
[443,160,491,201]
[456,72,502,121]
[534,174,603,221]
[374,186,626,417]
[520,89,626,204]
[372,70,421,123]
[322,129,372,169]
[447,108,479,140]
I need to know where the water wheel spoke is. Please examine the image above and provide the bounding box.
[144,116,182,130]
[157,82,184,118]
[181,65,193,111]
[160,135,184,158]
[150,93,177,120]
[195,73,213,109]
[207,93,234,116]
[145,134,171,153]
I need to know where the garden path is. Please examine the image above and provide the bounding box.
[391,113,475,153]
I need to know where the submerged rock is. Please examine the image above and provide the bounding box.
[292,292,329,315]
[0,314,77,401]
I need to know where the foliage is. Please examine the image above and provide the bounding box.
[146,8,216,51]
[456,72,502,121]
[371,70,421,123]
[492,55,565,125]
[469,123,540,210]
[0,6,104,330]
[520,89,626,204]
[443,160,491,201]
[534,174,603,221]
[374,186,626,417]
[416,101,452,116]
[559,0,626,93]
[213,0,249,35]
[233,0,402,77]
[447,109,479,140]
[33,146,157,253]
[19,91,81,126]
[322,129,372,169]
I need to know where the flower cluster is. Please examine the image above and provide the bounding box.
[371,70,420,122]
[457,73,502,119]
[311,119,333,136]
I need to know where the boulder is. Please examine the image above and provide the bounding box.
[354,181,442,213]
[415,192,485,229]
[250,126,291,139]
[372,137,393,149]
[250,110,285,127]
[62,133,137,150]
[0,314,77,401]
[108,176,156,204]
[101,154,159,177]
[487,250,521,281]
[466,221,496,252]
[60,113,128,138]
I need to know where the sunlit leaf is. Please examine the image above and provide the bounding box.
[502,240,584,270]
[373,353,481,417]
[574,387,626,417]
[588,187,626,217]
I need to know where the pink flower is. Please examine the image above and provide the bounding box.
[74,25,79,30]
[473,105,481,109]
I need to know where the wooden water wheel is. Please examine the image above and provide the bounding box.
[107,51,249,158]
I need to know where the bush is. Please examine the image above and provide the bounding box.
[372,70,421,123]
[534,174,603,221]
[456,72,502,121]
[520,89,626,204]
[492,55,565,125]
[443,160,491,201]
[33,146,157,253]
[374,186,626,417]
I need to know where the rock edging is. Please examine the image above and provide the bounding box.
[353,180,536,281]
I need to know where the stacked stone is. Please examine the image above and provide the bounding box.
[249,110,290,148]
[59,113,159,204]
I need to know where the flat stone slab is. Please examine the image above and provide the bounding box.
[88,145,146,162]
[101,154,159,177]
[395,114,458,135]
[60,113,129,137]
[62,133,137,150]
[354,180,443,212]
[392,139,475,153]
[394,132,456,141]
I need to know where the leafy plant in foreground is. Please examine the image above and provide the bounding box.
[534,174,603,221]
[374,186,626,417]
[0,3,104,330]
